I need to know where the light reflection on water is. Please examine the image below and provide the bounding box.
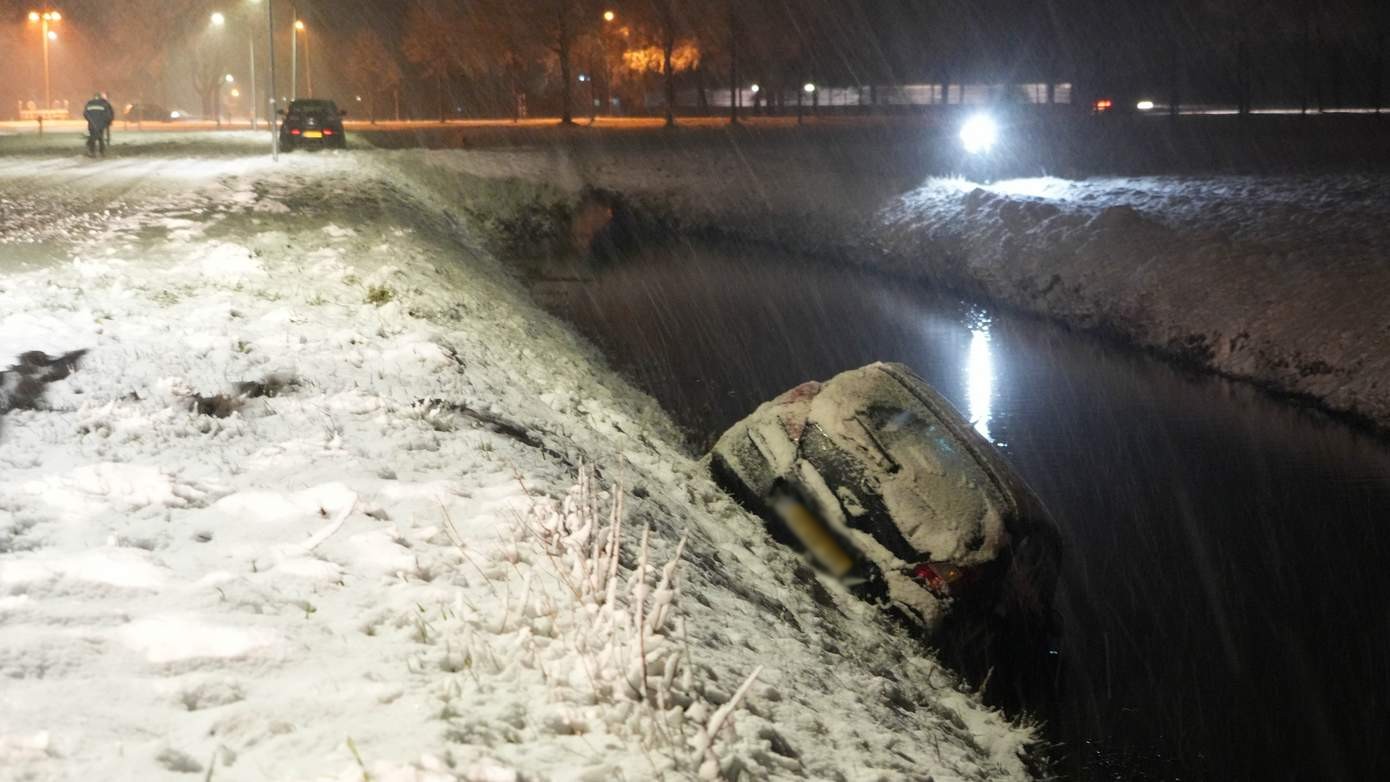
[965,326,995,443]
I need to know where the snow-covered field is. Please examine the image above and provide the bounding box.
[0,134,1031,781]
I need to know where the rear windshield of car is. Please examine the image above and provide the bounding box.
[288,101,337,115]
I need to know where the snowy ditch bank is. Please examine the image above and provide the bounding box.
[0,146,1034,780]
[418,145,1390,433]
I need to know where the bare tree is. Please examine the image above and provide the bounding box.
[502,0,599,124]
[617,1,702,125]
[344,29,401,124]
[191,47,226,124]
[464,0,545,122]
[403,3,464,122]
[727,1,739,124]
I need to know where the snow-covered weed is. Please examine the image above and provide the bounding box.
[365,285,396,305]
[434,468,763,779]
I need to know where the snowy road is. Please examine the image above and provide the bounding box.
[0,156,277,273]
[0,141,1031,781]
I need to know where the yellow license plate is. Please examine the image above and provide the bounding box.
[303,130,323,139]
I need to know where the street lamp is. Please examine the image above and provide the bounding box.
[264,0,278,159]
[27,9,62,110]
[293,19,311,99]
[601,10,618,116]
[210,3,262,129]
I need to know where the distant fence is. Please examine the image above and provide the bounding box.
[662,83,1075,110]
[17,108,70,121]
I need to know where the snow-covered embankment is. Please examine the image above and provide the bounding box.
[0,144,1032,780]
[422,141,1390,431]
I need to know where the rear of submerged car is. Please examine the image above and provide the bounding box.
[710,362,1061,690]
[279,100,346,151]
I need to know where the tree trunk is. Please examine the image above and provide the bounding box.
[558,5,574,126]
[1301,4,1311,115]
[663,33,676,126]
[1329,49,1342,110]
[1169,41,1180,119]
[512,68,521,123]
[1237,33,1250,115]
[728,4,738,124]
[1377,30,1386,115]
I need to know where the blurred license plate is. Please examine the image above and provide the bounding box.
[303,131,323,139]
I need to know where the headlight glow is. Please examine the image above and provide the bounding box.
[959,114,998,155]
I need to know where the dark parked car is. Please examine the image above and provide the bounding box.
[278,99,346,151]
[710,362,1062,698]
[122,103,173,123]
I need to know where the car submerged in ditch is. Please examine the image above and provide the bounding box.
[710,362,1062,697]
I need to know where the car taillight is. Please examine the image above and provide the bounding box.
[911,562,976,597]
[290,128,301,135]
[323,128,334,135]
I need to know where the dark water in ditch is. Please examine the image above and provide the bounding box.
[532,241,1390,781]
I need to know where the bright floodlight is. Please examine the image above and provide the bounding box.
[803,82,816,93]
[210,12,225,26]
[1136,99,1155,111]
[959,113,998,155]
[750,84,760,93]
[29,11,40,22]
[47,30,57,40]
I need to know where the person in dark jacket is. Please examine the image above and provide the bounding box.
[82,93,114,157]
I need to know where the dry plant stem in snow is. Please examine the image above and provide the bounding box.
[500,468,762,778]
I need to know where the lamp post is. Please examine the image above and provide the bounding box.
[266,0,278,159]
[602,10,616,116]
[27,10,62,110]
[293,19,310,98]
[211,3,262,128]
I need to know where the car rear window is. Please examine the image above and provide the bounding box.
[289,101,337,115]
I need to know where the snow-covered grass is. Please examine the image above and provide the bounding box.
[0,129,288,159]
[0,146,1032,780]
